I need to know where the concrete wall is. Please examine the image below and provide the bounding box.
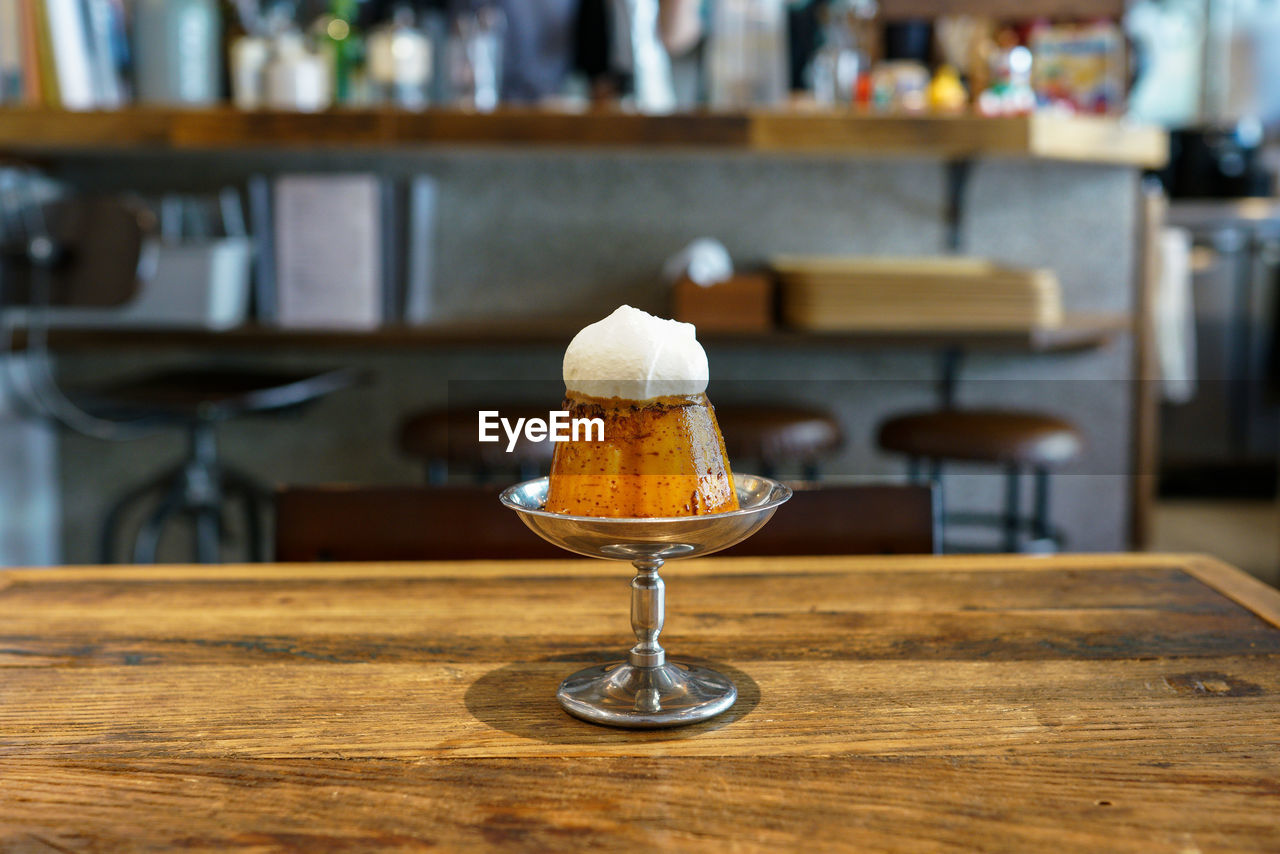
[50,151,1138,563]
[0,358,60,566]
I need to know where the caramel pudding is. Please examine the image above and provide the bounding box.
[546,391,737,517]
[544,306,739,518]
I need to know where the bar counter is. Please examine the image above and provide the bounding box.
[0,109,1164,562]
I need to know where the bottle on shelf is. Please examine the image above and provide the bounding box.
[705,0,789,109]
[133,0,223,106]
[313,0,366,104]
[809,0,871,106]
[421,7,450,105]
[367,3,433,110]
[227,0,288,109]
[264,17,331,111]
[445,4,504,112]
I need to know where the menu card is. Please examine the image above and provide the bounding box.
[273,174,383,329]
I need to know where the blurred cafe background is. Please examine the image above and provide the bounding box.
[1,0,1279,583]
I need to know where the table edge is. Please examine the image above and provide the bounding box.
[1180,554,1280,630]
[0,551,1265,585]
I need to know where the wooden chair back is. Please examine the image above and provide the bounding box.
[722,482,939,557]
[1,196,151,308]
[275,482,938,562]
[275,484,566,562]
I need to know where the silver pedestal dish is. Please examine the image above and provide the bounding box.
[500,474,791,729]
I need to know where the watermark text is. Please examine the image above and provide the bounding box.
[478,410,605,452]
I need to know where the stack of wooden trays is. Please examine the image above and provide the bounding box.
[773,256,1063,331]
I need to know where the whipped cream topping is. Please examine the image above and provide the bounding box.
[563,305,709,400]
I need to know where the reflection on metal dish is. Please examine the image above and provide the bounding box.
[500,474,791,729]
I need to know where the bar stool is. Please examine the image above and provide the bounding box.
[715,404,844,480]
[0,187,366,565]
[399,405,556,484]
[92,366,362,564]
[876,409,1082,552]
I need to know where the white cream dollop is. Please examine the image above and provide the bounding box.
[563,305,709,400]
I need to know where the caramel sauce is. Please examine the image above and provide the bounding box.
[545,392,739,518]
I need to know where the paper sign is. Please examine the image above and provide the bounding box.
[274,174,382,329]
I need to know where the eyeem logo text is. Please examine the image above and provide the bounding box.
[478,410,605,452]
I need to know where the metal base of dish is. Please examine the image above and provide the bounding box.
[557,660,737,728]
[500,474,792,731]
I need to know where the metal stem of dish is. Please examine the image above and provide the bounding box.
[629,557,666,668]
[500,473,792,728]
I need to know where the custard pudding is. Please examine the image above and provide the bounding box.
[544,306,739,518]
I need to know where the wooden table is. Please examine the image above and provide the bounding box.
[2,553,1278,851]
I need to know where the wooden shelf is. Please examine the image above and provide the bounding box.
[880,0,1124,20]
[20,313,1128,354]
[0,108,1168,167]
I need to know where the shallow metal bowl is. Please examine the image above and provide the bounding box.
[499,474,793,561]
[499,473,791,727]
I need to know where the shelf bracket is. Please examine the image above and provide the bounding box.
[944,158,973,253]
[934,158,975,408]
[938,345,963,409]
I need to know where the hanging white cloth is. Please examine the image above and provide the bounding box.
[1155,225,1198,404]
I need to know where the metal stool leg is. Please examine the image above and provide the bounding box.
[99,465,182,564]
[133,479,186,564]
[237,491,264,562]
[223,467,269,562]
[193,506,221,564]
[930,459,945,550]
[1003,464,1022,553]
[183,421,223,564]
[215,485,263,562]
[1032,466,1053,548]
[113,418,270,565]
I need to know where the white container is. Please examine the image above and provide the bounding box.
[13,239,252,331]
[133,0,222,106]
[230,35,271,109]
[264,32,332,112]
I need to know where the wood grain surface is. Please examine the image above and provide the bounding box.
[1,553,1277,852]
[880,0,1125,18]
[7,312,1129,355]
[0,109,1168,166]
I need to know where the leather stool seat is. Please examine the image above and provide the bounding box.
[399,405,556,483]
[83,368,359,423]
[715,404,844,479]
[877,409,1082,467]
[875,407,1083,553]
[90,366,363,564]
